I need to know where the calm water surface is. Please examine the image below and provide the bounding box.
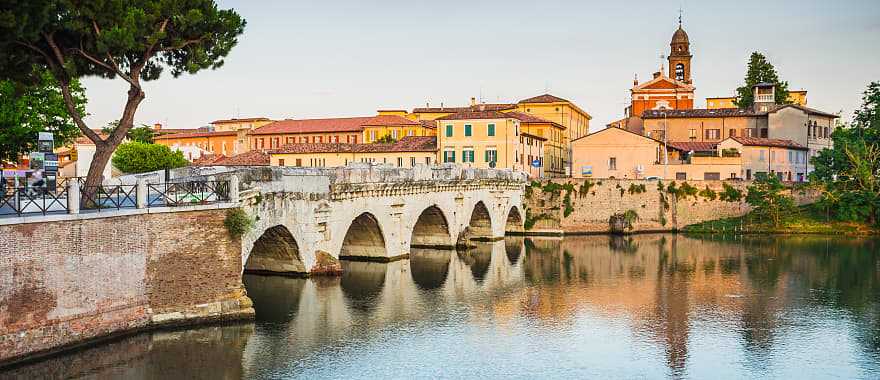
[3,235,879,379]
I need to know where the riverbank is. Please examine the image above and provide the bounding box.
[683,206,879,236]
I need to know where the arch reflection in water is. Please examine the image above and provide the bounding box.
[457,243,493,283]
[505,236,524,265]
[243,274,306,323]
[340,260,388,312]
[409,248,452,290]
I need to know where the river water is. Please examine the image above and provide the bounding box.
[3,234,879,379]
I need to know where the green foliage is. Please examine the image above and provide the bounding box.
[811,82,880,225]
[111,141,188,173]
[610,209,639,231]
[746,174,796,227]
[0,0,246,184]
[103,120,156,143]
[578,180,594,198]
[719,183,743,202]
[374,134,397,144]
[734,52,791,108]
[698,186,717,201]
[627,183,646,195]
[666,181,698,199]
[524,208,553,231]
[563,191,574,217]
[224,208,253,239]
[0,68,86,162]
[623,210,639,226]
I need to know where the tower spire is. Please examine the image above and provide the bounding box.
[678,7,683,27]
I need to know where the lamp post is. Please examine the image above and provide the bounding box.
[662,111,669,179]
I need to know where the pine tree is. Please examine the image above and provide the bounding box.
[734,52,791,108]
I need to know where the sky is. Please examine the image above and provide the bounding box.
[80,0,880,131]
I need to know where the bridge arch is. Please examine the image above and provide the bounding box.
[339,212,388,260]
[410,205,454,249]
[466,200,494,240]
[244,225,307,275]
[505,205,524,234]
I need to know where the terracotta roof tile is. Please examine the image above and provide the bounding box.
[506,111,555,124]
[251,115,417,135]
[215,150,271,166]
[154,130,237,140]
[210,117,271,124]
[728,136,807,150]
[518,93,570,104]
[643,104,838,119]
[436,110,512,120]
[412,103,516,113]
[667,141,718,152]
[268,136,436,154]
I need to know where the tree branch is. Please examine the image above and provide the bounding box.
[59,80,102,144]
[160,37,205,52]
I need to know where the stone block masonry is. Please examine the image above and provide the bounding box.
[0,209,254,367]
[523,179,818,234]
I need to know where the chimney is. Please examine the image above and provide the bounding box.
[479,104,486,111]
[470,97,476,106]
[153,123,162,130]
[633,74,639,86]
[652,71,661,79]
[440,102,444,108]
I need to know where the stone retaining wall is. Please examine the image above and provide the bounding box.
[523,179,818,234]
[0,209,254,367]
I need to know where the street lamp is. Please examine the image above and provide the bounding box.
[661,111,669,179]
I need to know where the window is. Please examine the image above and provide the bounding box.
[688,129,697,140]
[788,151,793,162]
[464,124,472,137]
[728,128,736,137]
[370,131,376,142]
[408,129,414,136]
[316,136,323,143]
[259,138,265,148]
[760,128,768,138]
[676,172,687,180]
[443,149,455,163]
[704,172,721,180]
[746,169,752,180]
[759,150,765,161]
[487,123,495,136]
[425,157,431,165]
[445,125,453,137]
[396,157,403,167]
[609,157,617,170]
[295,158,302,166]
[462,148,475,163]
[392,129,399,139]
[278,159,285,166]
[675,63,685,81]
[705,129,720,140]
[410,157,416,167]
[824,127,829,138]
[485,148,497,163]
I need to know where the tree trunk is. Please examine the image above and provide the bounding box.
[82,85,145,189]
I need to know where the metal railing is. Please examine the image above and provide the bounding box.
[80,185,138,212]
[1,179,234,218]
[0,186,70,216]
[147,180,230,207]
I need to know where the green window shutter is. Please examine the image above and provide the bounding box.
[446,125,453,137]
[484,150,489,162]
[488,124,495,136]
[465,124,472,136]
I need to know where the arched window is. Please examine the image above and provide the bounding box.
[675,63,685,81]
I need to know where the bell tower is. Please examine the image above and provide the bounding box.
[668,13,692,84]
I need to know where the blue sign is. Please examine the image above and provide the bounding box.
[531,159,541,168]
[581,166,593,176]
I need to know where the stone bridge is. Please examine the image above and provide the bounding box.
[202,164,527,276]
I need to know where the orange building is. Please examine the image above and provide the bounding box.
[154,130,242,158]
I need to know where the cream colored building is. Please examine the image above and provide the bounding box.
[209,117,273,132]
[717,136,808,182]
[267,136,436,168]
[571,127,742,180]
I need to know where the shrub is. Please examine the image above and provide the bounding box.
[224,208,253,239]
[719,183,743,202]
[111,141,188,174]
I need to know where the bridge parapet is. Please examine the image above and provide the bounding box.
[175,163,527,196]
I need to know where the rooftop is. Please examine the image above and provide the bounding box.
[154,130,238,140]
[268,136,437,154]
[436,110,513,121]
[728,136,807,150]
[210,117,271,124]
[518,93,571,104]
[251,115,416,135]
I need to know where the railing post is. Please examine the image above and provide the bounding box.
[136,178,148,209]
[229,176,239,203]
[68,179,80,214]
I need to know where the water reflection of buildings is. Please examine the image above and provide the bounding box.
[5,235,877,378]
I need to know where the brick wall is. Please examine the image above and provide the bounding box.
[0,209,253,366]
[523,179,817,233]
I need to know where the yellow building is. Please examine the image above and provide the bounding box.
[706,97,736,109]
[706,90,808,109]
[210,117,273,132]
[717,136,808,181]
[435,110,541,176]
[249,114,431,150]
[267,136,436,168]
[507,112,566,177]
[362,114,435,143]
